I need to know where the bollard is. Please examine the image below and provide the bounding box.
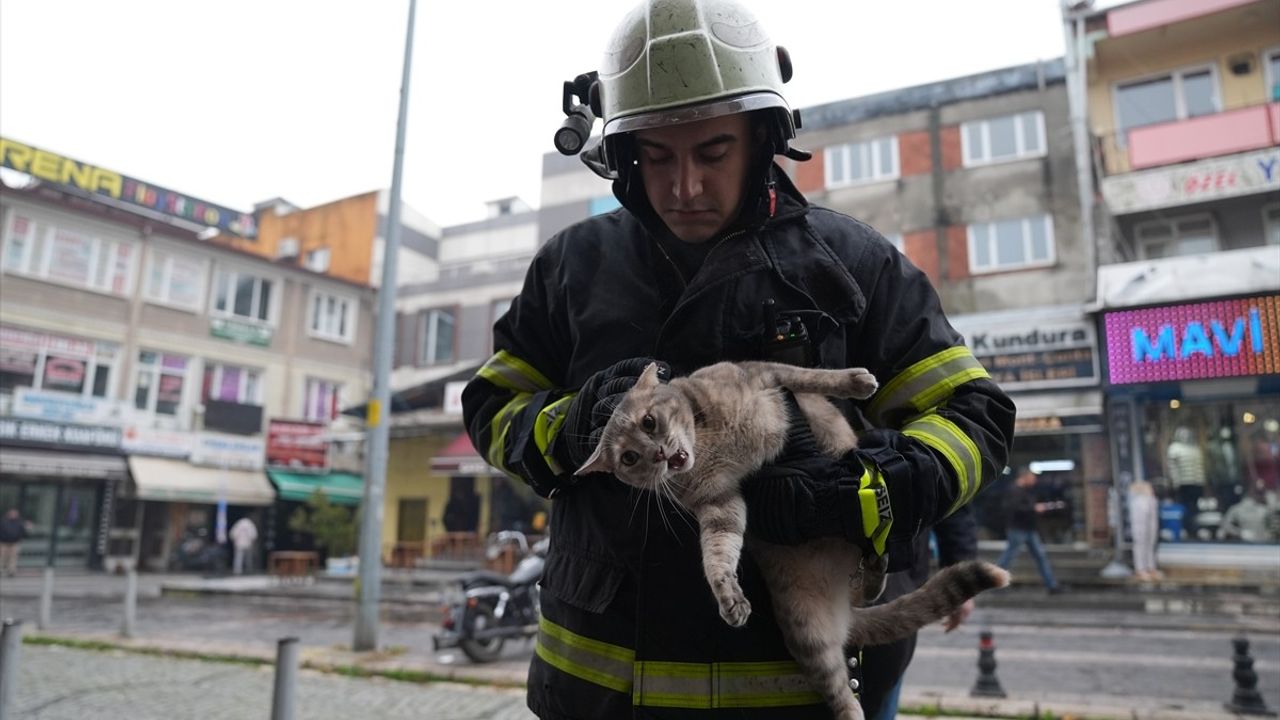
[970,629,1007,698]
[270,636,300,720]
[37,568,54,631]
[1225,635,1277,716]
[121,568,138,638]
[0,619,23,720]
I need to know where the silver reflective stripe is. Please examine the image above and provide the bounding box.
[477,350,553,394]
[634,661,824,709]
[868,346,989,424]
[536,618,633,694]
[903,412,983,514]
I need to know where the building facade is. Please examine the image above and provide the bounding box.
[1071,0,1280,552]
[0,152,374,571]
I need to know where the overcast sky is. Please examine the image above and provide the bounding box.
[1,1,1093,228]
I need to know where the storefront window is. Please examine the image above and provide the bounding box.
[1139,397,1280,543]
[974,433,1085,545]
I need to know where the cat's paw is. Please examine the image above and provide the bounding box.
[841,368,878,400]
[718,592,752,627]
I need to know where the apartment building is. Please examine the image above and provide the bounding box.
[0,141,374,571]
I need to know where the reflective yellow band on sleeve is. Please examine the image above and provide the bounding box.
[476,350,554,394]
[487,393,533,473]
[533,394,575,475]
[868,346,989,423]
[903,413,984,515]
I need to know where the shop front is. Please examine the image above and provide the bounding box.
[1101,293,1280,549]
[0,416,125,569]
[951,305,1109,546]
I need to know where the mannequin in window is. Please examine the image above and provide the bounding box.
[1207,425,1242,510]
[1248,418,1280,494]
[1218,483,1277,543]
[1127,480,1161,580]
[1165,425,1206,535]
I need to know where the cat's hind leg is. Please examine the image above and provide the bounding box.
[738,362,878,401]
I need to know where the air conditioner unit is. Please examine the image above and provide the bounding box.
[277,237,300,259]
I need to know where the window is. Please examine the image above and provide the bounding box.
[1265,204,1280,247]
[305,247,331,273]
[212,268,274,324]
[144,249,207,310]
[825,136,899,187]
[1267,48,1280,102]
[308,290,357,343]
[202,363,263,405]
[0,325,117,398]
[967,215,1055,273]
[1134,215,1219,259]
[420,308,456,366]
[962,111,1045,166]
[1114,67,1219,143]
[1,210,135,295]
[134,351,188,416]
[304,378,342,422]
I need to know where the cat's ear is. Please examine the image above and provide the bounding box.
[575,441,612,476]
[636,362,663,390]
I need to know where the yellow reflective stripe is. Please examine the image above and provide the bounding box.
[476,350,553,394]
[868,346,989,421]
[533,394,574,475]
[634,661,823,709]
[903,413,983,515]
[856,464,892,556]
[536,617,633,694]
[487,393,533,471]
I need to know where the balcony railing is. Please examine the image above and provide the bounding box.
[1096,102,1280,176]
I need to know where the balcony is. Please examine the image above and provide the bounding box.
[1098,103,1280,176]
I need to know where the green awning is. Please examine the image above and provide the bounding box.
[267,470,364,506]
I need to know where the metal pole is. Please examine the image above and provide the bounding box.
[270,636,300,720]
[39,484,64,630]
[354,0,417,652]
[121,567,138,638]
[0,619,23,720]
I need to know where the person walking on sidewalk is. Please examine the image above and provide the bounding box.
[0,508,33,577]
[229,516,258,575]
[997,467,1062,593]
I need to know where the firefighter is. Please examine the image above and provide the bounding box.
[462,1,1015,717]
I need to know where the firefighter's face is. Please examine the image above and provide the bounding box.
[634,113,752,244]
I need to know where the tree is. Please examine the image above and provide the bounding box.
[288,490,359,558]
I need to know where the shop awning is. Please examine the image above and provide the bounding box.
[430,433,502,477]
[267,470,363,506]
[0,448,127,480]
[127,456,275,506]
[1011,389,1105,435]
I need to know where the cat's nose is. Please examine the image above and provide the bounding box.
[653,447,667,463]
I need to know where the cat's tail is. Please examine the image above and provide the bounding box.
[846,560,1010,647]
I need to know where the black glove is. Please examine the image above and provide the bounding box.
[744,390,895,554]
[551,357,671,473]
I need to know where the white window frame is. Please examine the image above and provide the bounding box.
[209,266,278,326]
[304,247,331,273]
[203,362,264,405]
[1266,47,1280,103]
[303,377,342,422]
[143,247,208,313]
[307,288,357,344]
[1111,63,1221,146]
[1264,203,1280,247]
[961,111,1047,167]
[1,209,137,296]
[823,135,900,188]
[420,307,456,367]
[1133,213,1220,259]
[966,215,1057,274]
[0,325,119,400]
[133,350,190,418]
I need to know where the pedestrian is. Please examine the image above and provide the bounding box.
[461,1,1014,717]
[1128,479,1161,581]
[229,516,258,575]
[997,467,1062,594]
[0,507,33,577]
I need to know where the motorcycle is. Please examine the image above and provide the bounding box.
[432,530,547,663]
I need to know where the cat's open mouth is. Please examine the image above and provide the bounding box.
[667,450,689,471]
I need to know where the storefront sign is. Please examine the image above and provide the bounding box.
[443,381,467,415]
[960,319,1100,390]
[12,388,129,425]
[0,416,121,450]
[266,420,329,471]
[0,136,257,238]
[1103,294,1280,385]
[1101,148,1280,214]
[121,425,194,458]
[210,318,272,346]
[190,432,265,470]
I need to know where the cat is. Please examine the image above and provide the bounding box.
[576,360,1011,720]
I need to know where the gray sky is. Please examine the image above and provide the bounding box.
[1,1,1082,228]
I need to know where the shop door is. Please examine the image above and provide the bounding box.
[15,482,99,569]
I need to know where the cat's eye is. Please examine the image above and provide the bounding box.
[620,450,640,467]
[641,414,657,433]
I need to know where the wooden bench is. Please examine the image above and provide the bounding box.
[269,551,319,582]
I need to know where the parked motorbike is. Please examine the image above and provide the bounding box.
[173,528,228,573]
[432,530,547,663]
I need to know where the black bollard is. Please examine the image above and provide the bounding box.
[970,630,1007,698]
[1225,635,1277,716]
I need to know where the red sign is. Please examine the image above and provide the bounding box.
[266,420,329,471]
